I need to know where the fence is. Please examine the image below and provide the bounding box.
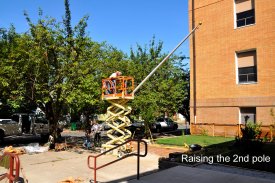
[190,123,274,139]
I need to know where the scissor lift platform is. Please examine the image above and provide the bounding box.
[101,76,135,151]
[102,76,134,100]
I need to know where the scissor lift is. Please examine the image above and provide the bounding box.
[101,76,135,152]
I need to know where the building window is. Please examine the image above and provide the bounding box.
[237,50,257,84]
[235,0,255,27]
[240,107,256,124]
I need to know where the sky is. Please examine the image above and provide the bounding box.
[0,0,190,57]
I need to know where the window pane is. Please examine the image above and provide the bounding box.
[237,19,246,27]
[237,9,254,20]
[241,113,255,123]
[246,16,255,25]
[248,73,257,82]
[236,9,255,27]
[238,66,255,74]
[12,115,19,122]
[239,75,248,83]
[240,107,256,124]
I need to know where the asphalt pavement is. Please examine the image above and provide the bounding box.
[127,166,275,183]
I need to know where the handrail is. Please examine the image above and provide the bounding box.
[0,152,20,183]
[87,139,148,183]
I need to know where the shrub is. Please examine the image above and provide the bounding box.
[235,122,263,152]
[241,122,262,141]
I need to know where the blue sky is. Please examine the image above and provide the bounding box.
[0,0,190,57]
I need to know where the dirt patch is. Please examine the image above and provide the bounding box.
[147,144,188,157]
[130,141,188,158]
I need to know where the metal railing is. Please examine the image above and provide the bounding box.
[0,152,20,183]
[87,139,148,183]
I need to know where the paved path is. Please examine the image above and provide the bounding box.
[127,166,275,183]
[2,148,275,183]
[18,150,159,183]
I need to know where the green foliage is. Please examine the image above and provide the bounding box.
[0,1,190,138]
[235,122,263,152]
[0,1,111,137]
[200,128,209,136]
[269,108,275,141]
[241,122,262,141]
[128,37,189,122]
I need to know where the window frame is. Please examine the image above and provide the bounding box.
[235,49,257,85]
[234,0,256,29]
[239,107,256,124]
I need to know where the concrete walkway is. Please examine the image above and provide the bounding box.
[18,150,159,183]
[2,150,275,183]
[127,166,275,183]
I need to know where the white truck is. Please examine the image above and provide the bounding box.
[0,113,50,143]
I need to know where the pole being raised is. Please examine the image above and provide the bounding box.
[132,22,202,94]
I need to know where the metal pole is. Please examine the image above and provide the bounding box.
[94,158,97,183]
[137,139,140,180]
[132,22,202,94]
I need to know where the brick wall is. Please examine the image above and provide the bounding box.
[188,0,275,130]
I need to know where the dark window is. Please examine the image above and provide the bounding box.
[238,66,257,83]
[11,115,20,123]
[35,116,48,124]
[237,9,255,27]
[240,107,256,124]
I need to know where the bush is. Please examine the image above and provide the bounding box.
[241,122,262,141]
[235,122,263,152]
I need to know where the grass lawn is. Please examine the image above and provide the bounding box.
[156,135,235,147]
[157,135,275,173]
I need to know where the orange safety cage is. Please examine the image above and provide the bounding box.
[102,76,134,100]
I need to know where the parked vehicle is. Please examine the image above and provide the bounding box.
[0,113,50,143]
[127,120,145,138]
[150,117,178,133]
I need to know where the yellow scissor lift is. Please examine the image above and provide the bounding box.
[101,76,135,153]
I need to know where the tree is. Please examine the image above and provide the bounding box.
[127,37,189,122]
[0,2,190,142]
[0,2,103,139]
[0,1,131,140]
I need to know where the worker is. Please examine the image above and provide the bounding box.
[109,71,122,78]
[83,119,92,149]
[91,120,102,147]
[83,129,91,149]
[107,71,122,94]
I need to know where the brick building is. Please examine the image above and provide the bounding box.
[189,0,275,136]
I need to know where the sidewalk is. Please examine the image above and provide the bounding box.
[128,166,275,183]
[3,146,275,183]
[18,150,159,183]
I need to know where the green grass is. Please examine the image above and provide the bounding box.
[156,135,235,147]
[157,135,275,173]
